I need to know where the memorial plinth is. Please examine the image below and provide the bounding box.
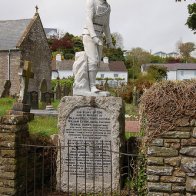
[57,96,125,193]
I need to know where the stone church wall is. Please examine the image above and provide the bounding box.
[0,14,51,97]
[20,15,51,94]
[0,50,21,96]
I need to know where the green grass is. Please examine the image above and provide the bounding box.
[51,100,60,109]
[28,116,58,137]
[0,98,141,140]
[125,131,145,140]
[0,98,15,116]
[125,103,139,120]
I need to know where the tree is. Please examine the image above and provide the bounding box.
[186,3,196,34]
[177,41,195,62]
[48,32,83,60]
[102,47,124,61]
[112,32,124,49]
[126,48,151,79]
[147,65,167,81]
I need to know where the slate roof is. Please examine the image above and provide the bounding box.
[109,61,127,72]
[142,63,196,72]
[58,60,74,71]
[0,19,31,50]
[51,59,127,72]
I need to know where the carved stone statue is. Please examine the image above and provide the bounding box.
[73,0,113,96]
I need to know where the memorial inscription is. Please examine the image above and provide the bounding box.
[57,96,124,193]
[63,107,112,184]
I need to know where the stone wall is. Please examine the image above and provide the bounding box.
[147,119,196,195]
[0,51,21,96]
[0,115,29,195]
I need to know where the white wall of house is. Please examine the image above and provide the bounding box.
[58,70,73,79]
[52,71,59,80]
[176,70,196,80]
[167,70,196,80]
[52,70,128,87]
[167,71,177,80]
[96,71,128,87]
[97,71,128,81]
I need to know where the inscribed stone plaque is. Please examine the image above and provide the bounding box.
[57,96,125,194]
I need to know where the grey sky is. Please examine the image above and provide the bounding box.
[0,0,195,54]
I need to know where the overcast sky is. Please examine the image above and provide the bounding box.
[0,0,195,54]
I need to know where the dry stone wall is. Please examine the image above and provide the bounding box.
[0,115,29,195]
[147,119,196,195]
[140,81,196,196]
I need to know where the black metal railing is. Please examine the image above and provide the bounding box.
[2,141,146,196]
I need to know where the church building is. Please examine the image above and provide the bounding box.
[0,10,51,97]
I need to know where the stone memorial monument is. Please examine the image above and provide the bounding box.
[73,0,113,97]
[57,0,125,194]
[57,96,125,193]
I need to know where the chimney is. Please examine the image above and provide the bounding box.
[103,57,109,64]
[56,54,62,62]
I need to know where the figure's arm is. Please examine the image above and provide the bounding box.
[103,12,113,48]
[86,0,96,38]
[86,0,102,45]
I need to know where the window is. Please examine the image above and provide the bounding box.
[101,74,104,78]
[114,74,118,78]
[181,71,184,76]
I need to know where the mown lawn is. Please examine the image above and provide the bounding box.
[0,98,15,116]
[0,98,141,139]
[28,116,58,137]
[125,103,139,120]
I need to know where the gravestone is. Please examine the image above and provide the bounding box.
[1,80,11,98]
[55,83,62,100]
[62,85,69,96]
[40,79,48,101]
[41,92,51,106]
[50,92,55,102]
[57,96,125,193]
[28,91,39,109]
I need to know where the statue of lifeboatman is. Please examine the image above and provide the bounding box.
[73,0,113,96]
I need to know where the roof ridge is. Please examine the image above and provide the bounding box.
[0,18,32,22]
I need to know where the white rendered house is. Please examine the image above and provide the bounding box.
[51,56,128,86]
[141,63,196,80]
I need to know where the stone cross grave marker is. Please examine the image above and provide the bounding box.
[13,61,34,112]
[18,61,34,104]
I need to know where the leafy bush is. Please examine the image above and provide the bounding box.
[51,77,74,91]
